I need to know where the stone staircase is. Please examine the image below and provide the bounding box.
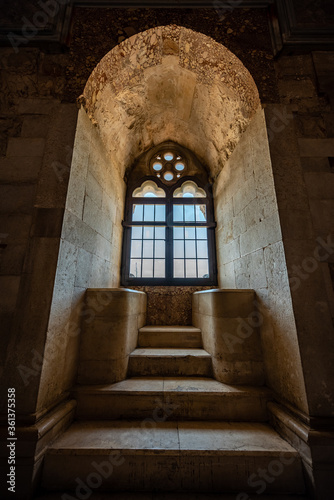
[40,325,306,498]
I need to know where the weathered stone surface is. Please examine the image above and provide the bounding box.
[304,172,334,199]
[278,78,318,103]
[78,288,146,384]
[300,157,331,172]
[0,275,21,314]
[0,156,42,182]
[193,289,264,385]
[31,208,64,238]
[83,25,260,178]
[0,184,36,214]
[21,115,50,138]
[295,114,326,138]
[276,55,315,78]
[36,238,78,410]
[42,421,304,493]
[130,286,215,326]
[74,377,270,422]
[6,137,45,157]
[309,199,334,237]
[0,11,333,500]
[35,103,78,209]
[298,138,334,157]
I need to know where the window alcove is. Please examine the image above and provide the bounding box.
[121,143,217,286]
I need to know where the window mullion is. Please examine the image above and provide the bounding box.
[166,197,173,280]
[195,228,198,278]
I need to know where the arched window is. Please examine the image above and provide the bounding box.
[121,143,217,285]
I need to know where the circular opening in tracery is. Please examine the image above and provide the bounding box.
[164,172,174,181]
[164,152,174,161]
[175,162,185,171]
[153,162,163,171]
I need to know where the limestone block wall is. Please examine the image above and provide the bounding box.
[265,52,334,419]
[0,96,78,418]
[214,107,308,413]
[77,288,146,384]
[35,108,126,413]
[193,289,264,385]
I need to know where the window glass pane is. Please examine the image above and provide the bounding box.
[143,240,153,258]
[155,204,166,222]
[128,173,214,283]
[154,259,165,278]
[186,259,197,277]
[174,240,184,258]
[142,259,153,277]
[174,259,184,278]
[155,240,165,258]
[175,162,185,171]
[132,227,142,239]
[198,259,209,278]
[196,227,207,240]
[196,204,207,222]
[130,259,141,278]
[173,205,183,222]
[185,205,195,222]
[132,204,143,221]
[131,240,142,258]
[155,227,166,239]
[185,227,195,239]
[152,163,163,172]
[164,172,174,181]
[144,205,154,221]
[197,240,208,258]
[143,226,154,239]
[185,239,196,258]
[173,227,184,239]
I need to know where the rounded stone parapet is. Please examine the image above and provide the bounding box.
[78,288,147,384]
[192,289,255,318]
[192,289,264,385]
[85,288,147,318]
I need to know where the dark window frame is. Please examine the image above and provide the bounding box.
[121,175,217,286]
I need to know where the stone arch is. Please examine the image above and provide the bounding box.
[81,25,260,179]
[35,25,308,424]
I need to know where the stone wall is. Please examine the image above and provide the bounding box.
[0,9,334,498]
[131,286,217,325]
[0,97,77,417]
[214,107,308,413]
[265,52,334,419]
[35,108,126,413]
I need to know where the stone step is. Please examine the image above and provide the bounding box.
[36,493,310,500]
[128,348,212,377]
[74,377,271,421]
[42,421,305,494]
[138,326,202,348]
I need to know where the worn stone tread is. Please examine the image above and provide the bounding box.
[35,494,310,500]
[46,421,298,455]
[74,377,270,396]
[129,348,211,357]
